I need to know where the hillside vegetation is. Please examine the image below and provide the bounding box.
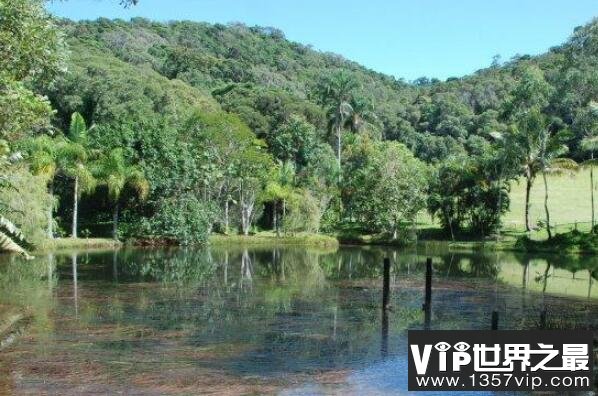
[1,0,597,247]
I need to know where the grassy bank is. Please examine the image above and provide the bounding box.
[513,230,598,255]
[34,238,121,253]
[209,232,339,247]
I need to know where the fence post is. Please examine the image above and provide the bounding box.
[381,257,390,357]
[423,258,432,330]
[491,310,499,330]
[540,309,547,329]
[382,257,390,310]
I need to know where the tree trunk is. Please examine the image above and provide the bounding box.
[495,168,504,241]
[542,172,552,240]
[224,198,229,234]
[72,176,79,239]
[336,122,342,182]
[591,152,595,233]
[282,199,286,234]
[240,190,254,236]
[524,172,533,232]
[47,182,54,239]
[112,203,119,241]
[274,201,280,237]
[444,207,455,241]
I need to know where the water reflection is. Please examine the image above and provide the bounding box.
[0,244,597,394]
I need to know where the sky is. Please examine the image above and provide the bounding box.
[47,0,598,81]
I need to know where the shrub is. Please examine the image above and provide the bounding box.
[150,193,217,245]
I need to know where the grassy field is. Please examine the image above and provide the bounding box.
[505,168,594,234]
[413,168,595,246]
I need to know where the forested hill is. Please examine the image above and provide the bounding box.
[51,17,597,162]
[8,9,595,244]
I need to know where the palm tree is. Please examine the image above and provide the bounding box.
[345,97,379,135]
[580,136,598,232]
[94,148,149,240]
[510,109,569,234]
[318,71,358,180]
[263,161,295,237]
[540,158,578,239]
[24,135,61,238]
[58,113,96,239]
[488,130,519,239]
[578,102,598,232]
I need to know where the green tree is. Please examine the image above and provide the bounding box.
[428,154,509,239]
[504,65,554,232]
[263,161,295,236]
[346,139,428,239]
[58,113,96,238]
[316,71,358,180]
[22,134,63,238]
[269,115,318,169]
[540,157,578,239]
[509,108,573,237]
[578,102,598,231]
[346,97,379,136]
[0,0,65,143]
[94,147,149,240]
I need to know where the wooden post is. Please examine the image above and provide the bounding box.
[381,257,390,357]
[381,308,389,357]
[423,257,432,330]
[382,257,390,310]
[491,310,499,330]
[540,309,547,329]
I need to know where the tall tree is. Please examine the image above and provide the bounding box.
[317,71,358,180]
[58,113,96,238]
[540,158,578,239]
[23,135,63,238]
[346,97,379,135]
[579,102,598,232]
[510,109,572,237]
[504,65,553,232]
[94,148,149,240]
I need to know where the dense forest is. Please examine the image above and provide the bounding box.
[1,0,597,247]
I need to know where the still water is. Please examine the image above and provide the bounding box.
[0,243,597,395]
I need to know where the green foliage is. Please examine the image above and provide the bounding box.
[0,0,66,82]
[0,79,55,142]
[283,189,322,234]
[149,193,216,245]
[428,155,510,237]
[94,147,148,202]
[345,139,429,238]
[0,0,65,144]
[0,165,52,245]
[269,115,318,168]
[6,8,598,244]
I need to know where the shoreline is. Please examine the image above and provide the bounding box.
[22,232,598,256]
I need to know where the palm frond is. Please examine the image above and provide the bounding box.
[580,136,598,152]
[68,112,88,143]
[0,216,33,258]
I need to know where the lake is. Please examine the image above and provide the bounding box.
[0,243,596,395]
